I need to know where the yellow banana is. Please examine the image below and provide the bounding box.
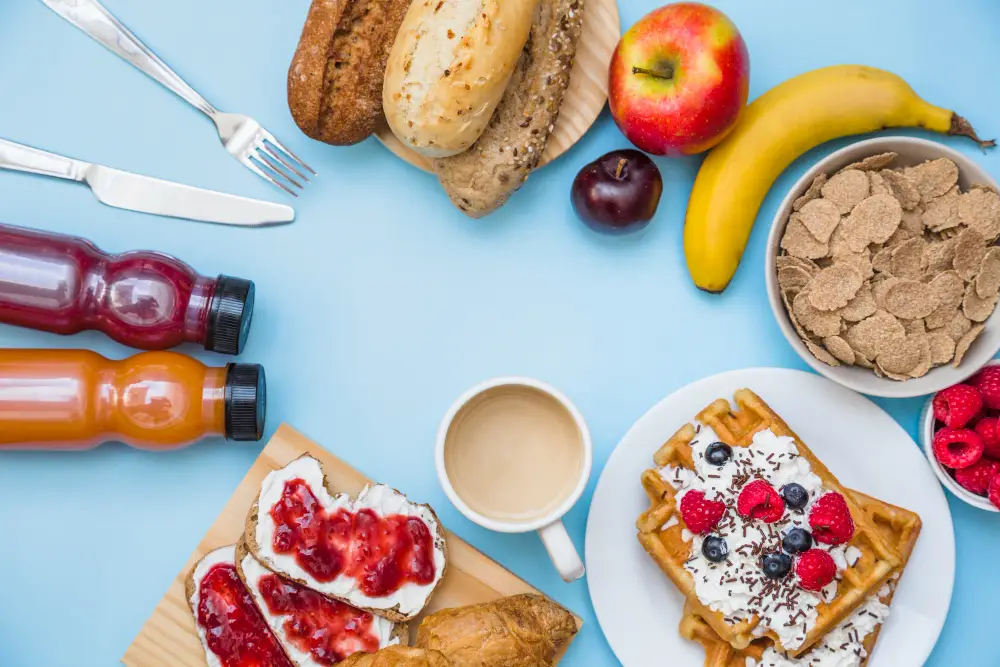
[684,65,993,293]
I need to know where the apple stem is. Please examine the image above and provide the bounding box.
[615,158,627,180]
[631,65,674,81]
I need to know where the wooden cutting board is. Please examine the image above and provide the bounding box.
[375,0,621,173]
[123,424,581,666]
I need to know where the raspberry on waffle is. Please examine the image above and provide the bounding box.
[678,490,922,667]
[637,389,902,657]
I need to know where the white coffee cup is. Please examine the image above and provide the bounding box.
[435,376,592,582]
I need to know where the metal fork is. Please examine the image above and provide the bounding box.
[41,0,315,196]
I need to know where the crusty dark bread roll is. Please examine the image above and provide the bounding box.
[431,0,584,217]
[288,0,411,146]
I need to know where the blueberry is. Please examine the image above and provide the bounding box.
[702,535,729,563]
[782,528,813,554]
[780,483,809,509]
[759,552,793,580]
[705,442,733,467]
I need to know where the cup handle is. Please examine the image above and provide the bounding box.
[537,520,585,582]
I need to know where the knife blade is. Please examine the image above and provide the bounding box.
[84,165,295,227]
[0,137,294,227]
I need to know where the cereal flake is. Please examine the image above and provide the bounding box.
[781,217,829,259]
[954,324,985,367]
[793,174,829,212]
[884,280,939,320]
[905,158,959,203]
[822,169,871,214]
[796,199,842,243]
[808,265,864,311]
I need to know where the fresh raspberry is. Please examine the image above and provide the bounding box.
[679,490,726,534]
[973,417,1000,460]
[954,458,1000,495]
[796,549,837,591]
[932,428,984,470]
[990,475,1000,510]
[736,480,785,523]
[932,384,983,429]
[808,492,855,545]
[970,366,1000,410]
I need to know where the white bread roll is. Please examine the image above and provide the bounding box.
[382,0,540,158]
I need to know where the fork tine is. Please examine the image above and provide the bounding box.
[260,130,317,175]
[255,147,304,190]
[246,157,298,197]
[260,141,309,183]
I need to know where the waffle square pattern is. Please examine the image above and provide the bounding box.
[637,389,907,659]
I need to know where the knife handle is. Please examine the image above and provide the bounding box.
[41,0,218,118]
[0,139,87,181]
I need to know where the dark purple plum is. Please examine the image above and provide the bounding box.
[571,149,663,233]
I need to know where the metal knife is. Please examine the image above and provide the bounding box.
[0,138,294,227]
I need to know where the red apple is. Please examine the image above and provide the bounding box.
[608,2,750,157]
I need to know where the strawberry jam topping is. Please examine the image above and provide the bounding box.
[196,564,292,667]
[258,573,381,664]
[270,479,436,597]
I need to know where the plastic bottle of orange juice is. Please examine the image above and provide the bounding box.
[0,349,265,450]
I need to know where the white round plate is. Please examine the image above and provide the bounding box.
[586,368,954,667]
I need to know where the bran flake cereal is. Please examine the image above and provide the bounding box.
[845,310,906,361]
[780,217,829,259]
[808,265,863,311]
[821,169,871,214]
[953,227,988,280]
[796,198,841,243]
[880,169,922,211]
[959,187,1000,242]
[962,282,998,323]
[905,158,959,202]
[884,280,939,320]
[838,287,877,322]
[793,291,842,338]
[922,189,962,232]
[927,332,956,365]
[777,154,999,380]
[823,335,856,364]
[840,152,898,173]
[842,194,902,252]
[793,173,829,212]
[954,324,985,366]
[976,247,1000,299]
[889,237,927,280]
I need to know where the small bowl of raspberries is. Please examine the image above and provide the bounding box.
[923,363,1000,512]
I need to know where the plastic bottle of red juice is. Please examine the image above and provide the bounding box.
[0,223,254,354]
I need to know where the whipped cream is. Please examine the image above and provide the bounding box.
[256,456,447,618]
[749,594,890,667]
[241,554,400,667]
[661,426,848,651]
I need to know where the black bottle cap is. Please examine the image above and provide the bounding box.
[224,363,266,441]
[206,276,255,355]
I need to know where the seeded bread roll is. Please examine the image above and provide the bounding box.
[431,0,583,217]
[288,0,411,146]
[382,0,540,158]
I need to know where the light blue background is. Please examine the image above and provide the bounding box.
[0,0,995,665]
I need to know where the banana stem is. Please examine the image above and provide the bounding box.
[632,65,674,81]
[949,114,996,150]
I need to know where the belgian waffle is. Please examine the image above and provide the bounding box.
[679,490,922,666]
[637,389,902,657]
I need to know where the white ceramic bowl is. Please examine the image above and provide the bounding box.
[920,361,999,512]
[766,136,1000,398]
